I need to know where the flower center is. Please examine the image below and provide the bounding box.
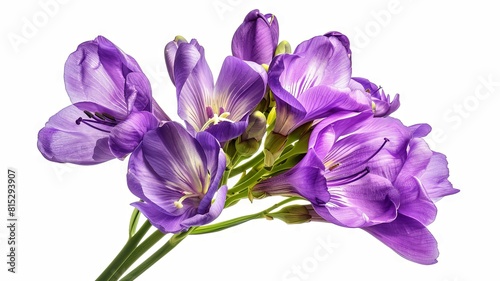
[200,106,234,131]
[174,192,200,209]
[75,110,118,133]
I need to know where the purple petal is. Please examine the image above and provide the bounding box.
[394,138,437,225]
[231,9,279,65]
[420,152,459,201]
[299,86,371,124]
[141,122,209,195]
[64,36,140,114]
[127,145,189,216]
[363,215,439,265]
[314,174,399,227]
[309,111,373,159]
[214,56,267,122]
[174,41,214,132]
[292,35,351,88]
[125,72,152,113]
[109,111,159,159]
[324,31,352,58]
[181,185,228,228]
[195,131,226,213]
[37,102,118,164]
[164,36,187,85]
[253,151,329,204]
[205,120,249,143]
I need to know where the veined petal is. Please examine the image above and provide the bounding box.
[315,173,399,227]
[420,152,459,201]
[127,147,189,216]
[292,35,351,89]
[363,215,439,265]
[309,111,373,159]
[195,131,226,213]
[125,72,153,113]
[164,36,187,84]
[175,41,214,132]
[64,36,139,114]
[213,56,267,122]
[299,86,371,124]
[37,102,120,164]
[109,111,159,159]
[141,122,208,195]
[181,185,228,227]
[253,151,329,204]
[231,9,279,65]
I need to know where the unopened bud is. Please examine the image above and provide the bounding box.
[270,205,312,224]
[274,40,292,56]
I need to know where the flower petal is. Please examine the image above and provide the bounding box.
[213,56,267,122]
[125,72,153,113]
[141,122,209,195]
[293,35,351,89]
[64,36,141,114]
[315,173,399,227]
[37,102,119,164]
[181,185,228,228]
[174,40,214,132]
[420,152,459,201]
[231,9,279,65]
[363,215,439,265]
[109,111,159,159]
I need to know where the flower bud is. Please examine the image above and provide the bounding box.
[164,35,187,84]
[274,40,291,56]
[270,205,313,224]
[351,77,400,117]
[232,9,279,65]
[236,111,267,157]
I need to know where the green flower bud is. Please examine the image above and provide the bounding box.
[270,205,312,224]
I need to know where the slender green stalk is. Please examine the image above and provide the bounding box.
[109,230,165,280]
[228,167,269,196]
[193,197,302,235]
[119,228,194,281]
[96,220,151,281]
[229,152,264,177]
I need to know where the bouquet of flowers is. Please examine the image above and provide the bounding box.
[37,9,459,280]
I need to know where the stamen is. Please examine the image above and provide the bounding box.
[200,110,234,131]
[365,138,390,163]
[84,110,94,118]
[330,167,370,185]
[94,112,106,120]
[102,113,116,121]
[173,192,199,209]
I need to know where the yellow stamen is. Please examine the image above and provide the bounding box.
[201,111,233,131]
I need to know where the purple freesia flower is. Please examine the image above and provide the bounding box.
[37,36,168,164]
[254,111,458,264]
[127,121,227,233]
[268,33,371,136]
[231,9,279,65]
[351,77,400,117]
[166,39,267,142]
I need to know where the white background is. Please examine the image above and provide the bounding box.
[1,0,499,280]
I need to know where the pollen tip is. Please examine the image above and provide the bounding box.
[174,201,184,209]
[75,117,83,125]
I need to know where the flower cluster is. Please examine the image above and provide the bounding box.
[37,8,459,279]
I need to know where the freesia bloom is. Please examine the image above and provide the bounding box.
[254,111,458,264]
[166,39,267,142]
[127,122,227,233]
[350,77,400,117]
[37,36,168,164]
[268,34,371,136]
[231,9,279,65]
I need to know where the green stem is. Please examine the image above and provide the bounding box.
[109,230,165,280]
[228,167,269,196]
[229,152,264,177]
[119,228,194,281]
[192,197,301,235]
[96,220,151,281]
